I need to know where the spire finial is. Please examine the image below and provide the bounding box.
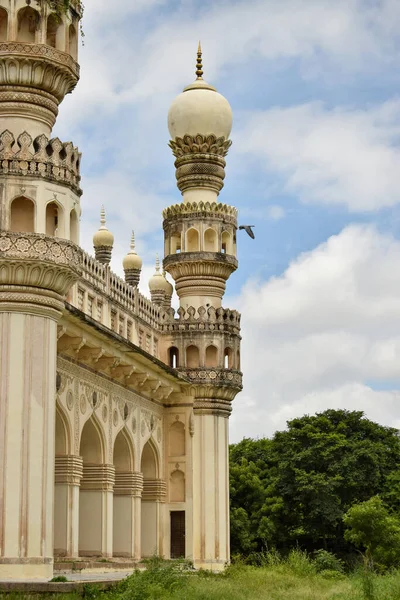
[155,253,160,272]
[130,230,136,252]
[196,41,203,80]
[100,205,106,228]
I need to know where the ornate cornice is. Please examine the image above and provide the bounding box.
[163,201,238,229]
[0,231,82,300]
[169,134,232,158]
[161,305,241,335]
[0,130,82,195]
[177,368,242,392]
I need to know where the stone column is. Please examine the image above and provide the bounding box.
[79,464,115,558]
[192,406,230,571]
[0,232,82,580]
[54,456,83,558]
[141,480,166,558]
[113,472,143,558]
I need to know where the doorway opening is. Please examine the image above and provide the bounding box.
[170,511,185,559]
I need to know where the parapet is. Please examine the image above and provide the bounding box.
[163,201,238,223]
[161,305,241,335]
[0,130,82,194]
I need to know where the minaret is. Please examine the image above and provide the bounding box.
[0,0,83,580]
[149,255,173,307]
[123,231,142,287]
[164,45,242,570]
[93,206,114,265]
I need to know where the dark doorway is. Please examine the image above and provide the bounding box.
[170,511,185,559]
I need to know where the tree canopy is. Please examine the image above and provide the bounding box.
[230,410,400,556]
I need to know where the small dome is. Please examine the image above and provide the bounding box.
[168,44,232,140]
[123,231,142,270]
[93,206,114,248]
[163,271,174,296]
[149,256,172,293]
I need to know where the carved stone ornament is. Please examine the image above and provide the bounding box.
[66,391,74,411]
[169,134,232,158]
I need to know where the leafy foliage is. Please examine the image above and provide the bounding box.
[230,410,400,556]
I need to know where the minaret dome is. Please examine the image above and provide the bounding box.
[168,43,232,140]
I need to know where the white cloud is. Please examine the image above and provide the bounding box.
[236,100,400,212]
[266,205,286,221]
[230,224,400,441]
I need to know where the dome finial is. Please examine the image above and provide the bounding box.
[155,253,160,273]
[100,205,106,229]
[130,230,136,252]
[196,41,203,80]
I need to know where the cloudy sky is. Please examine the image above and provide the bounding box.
[54,0,400,442]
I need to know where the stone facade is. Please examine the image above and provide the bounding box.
[0,4,242,581]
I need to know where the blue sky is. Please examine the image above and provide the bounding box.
[54,0,400,441]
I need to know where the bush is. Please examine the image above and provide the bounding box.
[313,549,345,573]
[50,575,68,582]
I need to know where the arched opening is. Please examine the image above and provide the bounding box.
[170,470,185,503]
[222,231,233,255]
[79,418,106,556]
[54,407,73,557]
[169,347,179,368]
[204,228,218,252]
[70,209,79,243]
[10,197,35,233]
[169,421,185,457]
[186,228,199,252]
[69,24,78,61]
[224,347,233,369]
[205,345,218,368]
[141,440,159,557]
[55,410,68,455]
[171,232,181,254]
[46,201,60,236]
[236,350,240,370]
[113,430,135,557]
[17,7,39,43]
[0,8,8,42]
[186,345,199,368]
[46,13,60,48]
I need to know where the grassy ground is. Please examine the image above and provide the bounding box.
[3,554,400,600]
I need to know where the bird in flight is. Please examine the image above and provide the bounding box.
[239,225,255,239]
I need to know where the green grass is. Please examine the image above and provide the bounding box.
[3,553,400,600]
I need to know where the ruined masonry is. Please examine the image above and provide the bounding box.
[0,1,242,580]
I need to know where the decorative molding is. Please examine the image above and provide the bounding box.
[142,479,167,502]
[55,455,83,485]
[163,200,237,221]
[114,472,143,497]
[80,464,115,491]
[169,135,232,158]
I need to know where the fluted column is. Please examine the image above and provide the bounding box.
[54,456,83,558]
[113,472,143,558]
[141,480,166,558]
[79,464,115,558]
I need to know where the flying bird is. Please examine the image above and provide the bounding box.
[239,225,255,239]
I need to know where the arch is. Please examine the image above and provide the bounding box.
[70,209,79,243]
[169,421,185,457]
[17,7,39,43]
[80,418,104,464]
[236,350,240,370]
[69,24,78,61]
[141,440,159,479]
[0,8,8,42]
[186,228,199,252]
[55,406,70,455]
[224,347,234,369]
[46,201,62,236]
[168,346,179,368]
[170,470,185,503]
[204,227,218,252]
[222,230,233,255]
[205,345,218,368]
[10,196,35,233]
[113,429,134,472]
[186,345,199,368]
[170,232,181,254]
[46,13,61,49]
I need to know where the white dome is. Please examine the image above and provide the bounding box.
[123,231,142,270]
[168,80,232,140]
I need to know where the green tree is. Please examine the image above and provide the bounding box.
[344,496,400,570]
[230,410,400,555]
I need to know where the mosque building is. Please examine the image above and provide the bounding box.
[0,0,242,580]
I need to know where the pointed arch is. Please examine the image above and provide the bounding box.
[186,228,199,252]
[46,200,64,237]
[170,470,185,503]
[168,346,179,368]
[221,230,233,255]
[169,420,185,457]
[46,13,61,48]
[0,7,8,42]
[186,345,199,368]
[204,227,218,252]
[224,347,234,369]
[69,23,78,61]
[17,7,39,43]
[205,345,218,368]
[141,439,159,479]
[70,208,79,243]
[55,403,71,455]
[113,428,134,472]
[10,196,35,233]
[170,232,181,254]
[80,416,105,464]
